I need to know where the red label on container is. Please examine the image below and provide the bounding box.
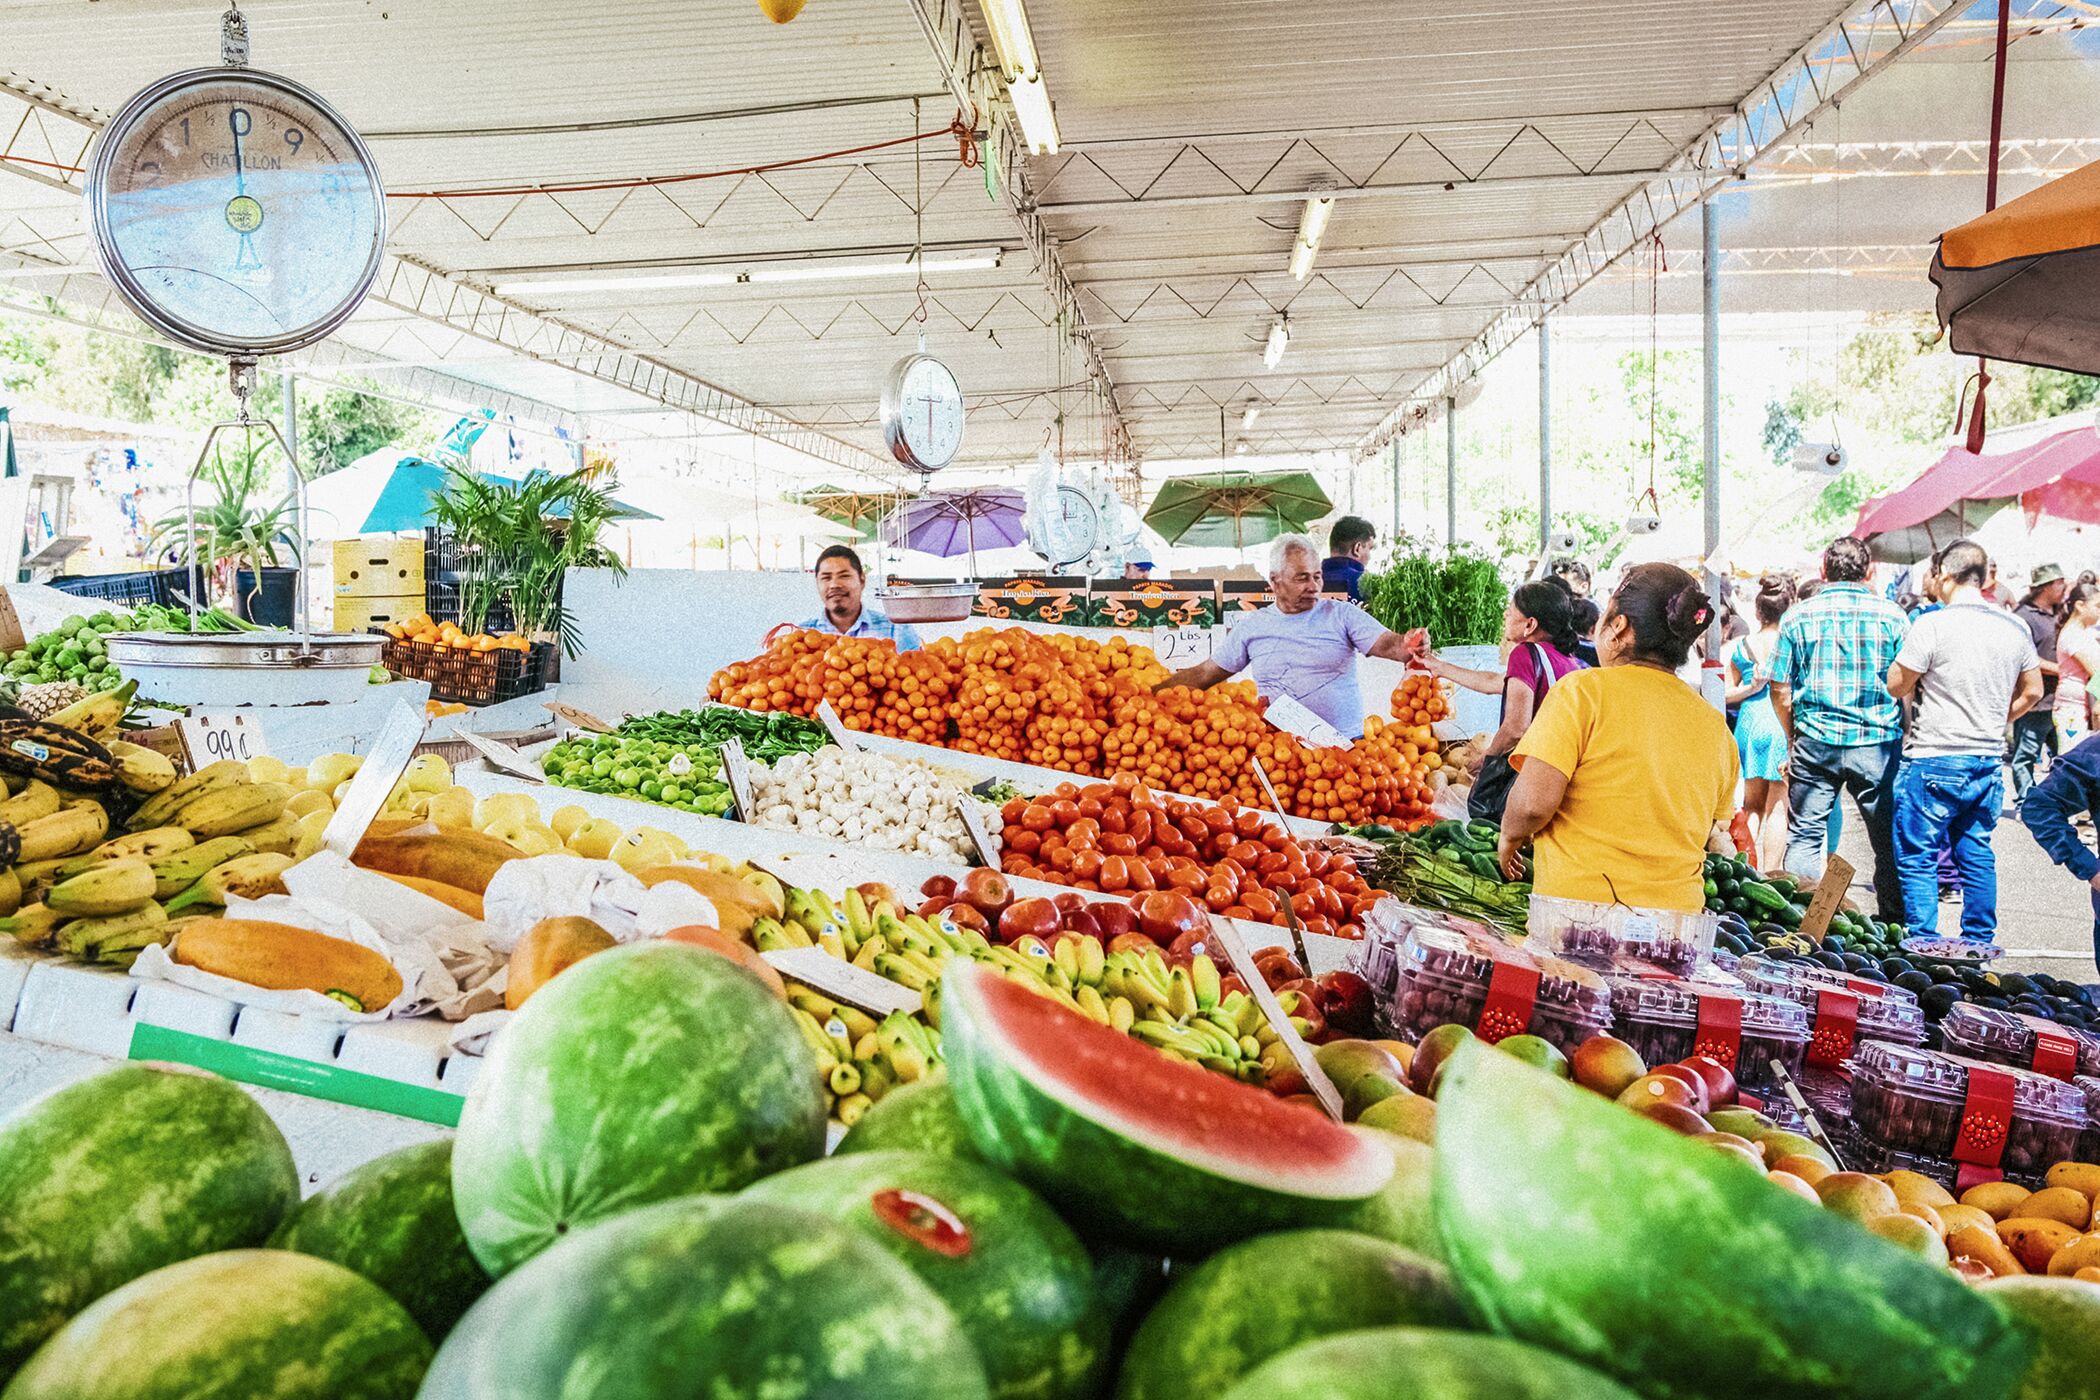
[1693,994,1743,1069]
[2031,1029,2079,1081]
[1956,1162,2006,1193]
[1842,976,1884,997]
[1807,990,1860,1069]
[1954,1065,2017,1170]
[1477,962,1540,1044]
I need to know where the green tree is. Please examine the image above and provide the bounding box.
[296,383,438,476]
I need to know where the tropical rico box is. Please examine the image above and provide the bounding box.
[972,576,1091,626]
[333,537,425,599]
[1090,579,1218,629]
[1218,580,1274,616]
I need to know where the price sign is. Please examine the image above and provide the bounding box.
[1151,625,1211,666]
[1206,922,1345,1121]
[761,946,921,1017]
[175,712,269,770]
[320,701,429,857]
[1263,694,1351,749]
[956,795,1000,867]
[1797,855,1856,946]
[542,701,615,734]
[720,737,757,821]
[815,700,861,752]
[453,730,544,783]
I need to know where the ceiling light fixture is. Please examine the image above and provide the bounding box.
[1240,402,1262,431]
[980,0,1061,154]
[1288,192,1335,281]
[493,251,1003,297]
[1263,315,1289,370]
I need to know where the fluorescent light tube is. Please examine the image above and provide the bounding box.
[1006,73,1061,155]
[980,0,1060,155]
[494,252,1001,297]
[1288,194,1334,281]
[1263,316,1289,369]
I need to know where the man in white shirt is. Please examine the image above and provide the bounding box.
[1160,533,1423,739]
[1886,539,2045,939]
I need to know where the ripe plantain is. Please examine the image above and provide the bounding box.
[46,857,158,917]
[145,836,255,899]
[0,902,60,949]
[106,740,178,794]
[164,852,294,914]
[55,826,195,879]
[233,811,300,858]
[44,681,135,742]
[12,801,109,862]
[0,779,60,828]
[56,901,166,959]
[126,759,248,832]
[169,782,291,839]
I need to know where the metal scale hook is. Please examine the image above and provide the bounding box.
[180,356,314,653]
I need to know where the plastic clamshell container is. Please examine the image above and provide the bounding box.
[1938,1003,2100,1082]
[1606,974,1810,1089]
[1388,920,1612,1055]
[1849,1042,2086,1180]
[1528,893,1718,976]
[1735,955,1927,1066]
[2076,1076,2100,1166]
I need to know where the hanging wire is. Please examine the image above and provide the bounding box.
[912,98,930,338]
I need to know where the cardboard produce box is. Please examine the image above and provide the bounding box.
[1091,579,1218,629]
[973,576,1091,626]
[333,538,424,599]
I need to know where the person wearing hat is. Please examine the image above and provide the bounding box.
[1123,557,1155,580]
[2011,562,2068,803]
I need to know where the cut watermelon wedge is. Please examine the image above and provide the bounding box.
[939,961,1393,1253]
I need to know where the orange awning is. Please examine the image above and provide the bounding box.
[1933,158,2100,378]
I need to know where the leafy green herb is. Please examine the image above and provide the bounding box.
[1359,534,1509,645]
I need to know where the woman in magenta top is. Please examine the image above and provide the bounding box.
[1418,579,1586,772]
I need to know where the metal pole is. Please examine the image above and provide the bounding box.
[1389,438,1400,542]
[1701,197,1723,654]
[282,371,308,637]
[1445,396,1458,546]
[1538,316,1552,560]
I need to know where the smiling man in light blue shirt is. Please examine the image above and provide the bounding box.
[1159,533,1424,738]
[798,545,923,650]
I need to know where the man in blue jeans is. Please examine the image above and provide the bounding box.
[2021,732,2100,973]
[1886,539,2045,938]
[1770,537,1911,923]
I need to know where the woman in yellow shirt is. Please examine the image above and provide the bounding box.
[1503,563,1739,913]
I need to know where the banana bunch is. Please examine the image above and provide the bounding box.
[782,988,942,1127]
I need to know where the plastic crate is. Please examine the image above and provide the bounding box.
[421,529,527,634]
[49,568,185,608]
[377,633,552,706]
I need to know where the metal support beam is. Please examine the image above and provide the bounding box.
[1356,0,1971,460]
[1041,168,1671,218]
[1389,439,1401,543]
[1538,315,1552,559]
[1702,198,1722,655]
[1445,397,1458,547]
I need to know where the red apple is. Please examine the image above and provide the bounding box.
[959,867,1012,918]
[944,903,990,935]
[1060,908,1104,941]
[921,875,956,899]
[1648,1063,1711,1115]
[1091,904,1139,940]
[998,897,1062,944]
[1052,892,1088,915]
[1107,931,1159,955]
[1318,970,1374,1037]
[916,896,951,919]
[1680,1055,1738,1108]
[1135,891,1206,944]
[856,882,900,911]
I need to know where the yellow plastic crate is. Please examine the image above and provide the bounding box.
[333,538,424,598]
[332,594,427,632]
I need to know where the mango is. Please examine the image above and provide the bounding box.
[2000,1218,2082,1274]
[1867,1212,1949,1266]
[2022,1187,2097,1231]
[1960,1181,2032,1221]
[1815,1172,1900,1223]
[2045,1161,2100,1200]
[1947,1223,2025,1277]
[2046,1233,2100,1278]
[1770,1153,1832,1186]
[1881,1169,1956,1209]
[1939,1203,1999,1238]
[1898,1202,1946,1238]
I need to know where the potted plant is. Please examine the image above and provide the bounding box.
[147,443,301,626]
[428,465,626,659]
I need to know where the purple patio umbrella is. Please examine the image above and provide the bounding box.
[881,487,1028,577]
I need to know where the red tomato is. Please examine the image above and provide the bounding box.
[1166,866,1208,894]
[1126,809,1154,849]
[1256,851,1290,876]
[1020,804,1055,832]
[1047,846,1077,873]
[1241,889,1280,920]
[1228,841,1265,866]
[1099,856,1131,892]
[1102,806,1129,835]
[1260,825,1289,849]
[1077,797,1104,820]
[1125,860,1157,893]
[1233,809,1266,837]
[1049,799,1081,824]
[1066,818,1101,846]
[1204,886,1234,912]
[1006,828,1042,855]
[1000,798,1028,825]
[1053,782,1080,800]
[1070,849,1104,880]
[1100,832,1137,857]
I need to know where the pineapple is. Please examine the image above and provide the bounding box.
[18,681,86,720]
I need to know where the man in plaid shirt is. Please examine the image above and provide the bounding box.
[1769,536,1910,923]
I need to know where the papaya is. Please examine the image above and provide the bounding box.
[505,917,617,1011]
[173,917,402,1013]
[634,867,764,942]
[373,872,485,921]
[353,830,521,895]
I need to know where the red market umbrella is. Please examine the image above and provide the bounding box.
[880,488,1028,577]
[1855,419,2100,559]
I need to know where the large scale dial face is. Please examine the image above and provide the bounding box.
[882,354,965,473]
[1043,485,1100,565]
[87,68,386,357]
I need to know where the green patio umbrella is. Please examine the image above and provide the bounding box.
[1142,470,1334,549]
[796,485,911,541]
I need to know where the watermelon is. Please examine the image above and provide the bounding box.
[938,961,1391,1252]
[271,1140,488,1341]
[1,1249,431,1400]
[0,1063,298,1376]
[744,1150,1107,1400]
[1433,1041,2033,1400]
[1334,1131,1447,1264]
[1980,1278,2100,1400]
[419,1196,991,1399]
[1216,1327,1642,1400]
[451,942,826,1276]
[836,1075,981,1160]
[1115,1229,1468,1400]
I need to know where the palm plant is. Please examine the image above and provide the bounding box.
[428,466,626,656]
[147,438,299,614]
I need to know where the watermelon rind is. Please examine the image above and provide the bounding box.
[1432,1040,2035,1400]
[939,961,1391,1253]
[744,1149,1107,1400]
[1215,1326,1642,1400]
[0,1249,431,1400]
[1114,1229,1469,1400]
[835,1075,982,1161]
[0,1063,298,1376]
[1979,1277,2100,1400]
[271,1139,488,1342]
[419,1195,992,1400]
[451,942,827,1276]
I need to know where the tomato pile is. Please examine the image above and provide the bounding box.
[708,626,1451,829]
[995,777,1383,938]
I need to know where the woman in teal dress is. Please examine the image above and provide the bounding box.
[1726,576,1795,869]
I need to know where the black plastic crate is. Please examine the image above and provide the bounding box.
[50,568,186,608]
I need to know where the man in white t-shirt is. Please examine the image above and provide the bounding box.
[1160,533,1425,738]
[1886,539,2045,939]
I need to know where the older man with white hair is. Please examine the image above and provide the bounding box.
[1159,533,1425,738]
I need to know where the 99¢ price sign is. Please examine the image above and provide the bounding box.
[175,713,270,769]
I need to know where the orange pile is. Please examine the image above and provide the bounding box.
[707,626,1450,829]
[384,613,532,654]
